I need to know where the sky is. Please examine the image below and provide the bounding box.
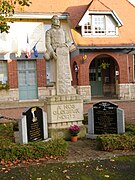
[128,0,135,5]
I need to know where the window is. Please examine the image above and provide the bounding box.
[0,61,8,84]
[90,61,96,81]
[82,14,117,36]
[94,15,105,34]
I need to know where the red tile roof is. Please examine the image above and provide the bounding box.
[20,0,135,47]
[88,0,111,11]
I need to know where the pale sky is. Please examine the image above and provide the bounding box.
[128,0,135,5]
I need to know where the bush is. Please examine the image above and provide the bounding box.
[0,139,68,162]
[13,121,19,131]
[96,134,135,151]
[0,123,68,162]
[0,123,14,144]
[96,124,135,151]
[125,124,135,135]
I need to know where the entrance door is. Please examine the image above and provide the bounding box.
[18,60,38,100]
[90,59,103,96]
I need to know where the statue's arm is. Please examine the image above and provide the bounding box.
[45,30,57,60]
[46,30,54,54]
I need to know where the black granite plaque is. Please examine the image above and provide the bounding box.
[93,102,118,134]
[23,107,44,142]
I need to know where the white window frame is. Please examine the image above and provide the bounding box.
[92,15,106,35]
[82,14,118,37]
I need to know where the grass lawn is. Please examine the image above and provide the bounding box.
[0,156,135,180]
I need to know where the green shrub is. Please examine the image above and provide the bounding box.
[0,83,9,90]
[12,121,19,131]
[125,124,135,135]
[0,123,68,162]
[96,134,135,151]
[0,139,68,162]
[96,124,135,151]
[0,123,14,144]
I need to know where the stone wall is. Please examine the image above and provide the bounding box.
[0,87,56,101]
[76,85,91,102]
[2,83,135,102]
[0,89,19,101]
[118,84,135,99]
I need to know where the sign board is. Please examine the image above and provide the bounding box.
[87,101,125,138]
[19,106,48,144]
[93,102,118,134]
[23,107,44,142]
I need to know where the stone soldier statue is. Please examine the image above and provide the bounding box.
[44,15,74,95]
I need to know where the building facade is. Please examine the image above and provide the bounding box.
[1,0,135,102]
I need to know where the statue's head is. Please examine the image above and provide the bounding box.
[51,15,60,28]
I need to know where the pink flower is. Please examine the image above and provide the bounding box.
[68,124,80,136]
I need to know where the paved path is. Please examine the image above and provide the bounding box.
[64,139,135,163]
[42,139,135,164]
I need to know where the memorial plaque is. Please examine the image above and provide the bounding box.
[93,102,118,134]
[23,107,44,142]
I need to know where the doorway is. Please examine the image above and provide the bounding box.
[89,56,118,97]
[89,59,102,96]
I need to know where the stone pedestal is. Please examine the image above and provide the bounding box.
[45,94,86,139]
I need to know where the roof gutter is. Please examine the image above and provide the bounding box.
[10,13,69,20]
[78,45,135,50]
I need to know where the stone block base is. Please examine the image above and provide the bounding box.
[48,125,86,140]
[45,94,85,139]
[86,133,97,139]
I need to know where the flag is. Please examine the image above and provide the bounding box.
[32,43,38,57]
[17,47,21,58]
[25,34,31,58]
[16,37,21,57]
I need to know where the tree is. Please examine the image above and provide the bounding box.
[0,0,31,33]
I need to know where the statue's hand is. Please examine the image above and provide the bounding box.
[52,51,57,60]
[44,51,50,60]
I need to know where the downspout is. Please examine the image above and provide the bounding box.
[126,54,131,98]
[127,47,135,83]
[126,47,135,99]
[126,54,130,83]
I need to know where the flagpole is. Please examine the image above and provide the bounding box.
[32,38,40,58]
[25,34,31,58]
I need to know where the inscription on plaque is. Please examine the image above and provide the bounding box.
[51,104,81,123]
[93,102,118,134]
[23,107,44,142]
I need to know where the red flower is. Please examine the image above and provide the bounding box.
[68,124,80,136]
